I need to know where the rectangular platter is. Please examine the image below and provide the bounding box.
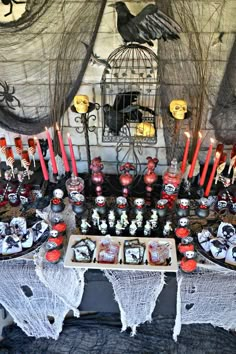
[64,235,178,272]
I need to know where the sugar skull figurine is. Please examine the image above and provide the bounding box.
[116,196,128,216]
[176,198,190,217]
[195,197,210,218]
[170,99,187,120]
[133,198,145,215]
[95,195,107,216]
[51,188,65,213]
[129,220,137,236]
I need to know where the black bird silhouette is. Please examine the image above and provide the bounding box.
[104,91,140,134]
[109,2,181,46]
[104,91,156,134]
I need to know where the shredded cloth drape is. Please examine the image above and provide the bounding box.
[0,259,85,339]
[173,265,236,341]
[104,270,165,335]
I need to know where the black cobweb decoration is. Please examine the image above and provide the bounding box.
[0,0,107,134]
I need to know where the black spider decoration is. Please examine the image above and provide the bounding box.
[0,81,20,110]
[1,0,26,17]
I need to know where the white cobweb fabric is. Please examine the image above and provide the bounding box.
[0,259,83,339]
[104,270,165,335]
[173,265,236,341]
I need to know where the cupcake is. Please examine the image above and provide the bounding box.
[45,249,62,263]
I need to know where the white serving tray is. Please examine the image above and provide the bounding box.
[64,235,178,272]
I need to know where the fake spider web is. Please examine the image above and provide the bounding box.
[0,0,106,134]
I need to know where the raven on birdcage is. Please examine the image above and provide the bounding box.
[109,2,181,46]
[104,91,155,134]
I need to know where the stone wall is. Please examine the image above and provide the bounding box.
[0,0,235,175]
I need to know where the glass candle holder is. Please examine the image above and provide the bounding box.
[14,135,23,156]
[21,150,31,180]
[28,138,36,167]
[5,146,15,176]
[0,134,7,155]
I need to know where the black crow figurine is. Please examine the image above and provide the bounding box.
[104,91,140,134]
[109,2,181,45]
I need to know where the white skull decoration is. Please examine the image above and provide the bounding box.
[53,189,64,199]
[217,200,227,209]
[74,95,89,114]
[179,217,189,227]
[185,250,195,259]
[134,198,145,209]
[170,100,187,120]
[50,229,59,238]
[179,199,190,207]
[95,196,106,206]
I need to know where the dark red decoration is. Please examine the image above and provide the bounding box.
[119,162,135,197]
[143,156,158,205]
[90,156,104,196]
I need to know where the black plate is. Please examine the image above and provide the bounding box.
[195,234,236,272]
[0,228,49,261]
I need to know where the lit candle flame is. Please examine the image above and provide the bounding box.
[198,131,202,139]
[210,138,214,144]
[215,152,221,159]
[34,136,37,141]
[184,132,190,139]
[45,126,48,131]
[56,123,59,131]
[67,132,70,138]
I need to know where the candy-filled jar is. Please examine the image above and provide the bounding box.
[65,174,85,203]
[161,158,182,208]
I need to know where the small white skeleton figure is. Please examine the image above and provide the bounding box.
[178,217,189,228]
[115,220,124,235]
[99,219,108,235]
[144,220,152,236]
[149,219,158,229]
[49,229,59,238]
[53,188,64,199]
[80,218,91,234]
[150,209,158,222]
[215,161,226,184]
[129,220,137,236]
[108,210,116,227]
[120,210,129,227]
[91,208,100,227]
[136,210,143,222]
[163,220,172,236]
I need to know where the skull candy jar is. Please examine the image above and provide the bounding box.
[155,199,168,217]
[170,100,187,120]
[71,193,86,216]
[73,95,89,114]
[176,198,190,217]
[51,188,65,213]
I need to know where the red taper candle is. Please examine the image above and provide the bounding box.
[199,138,214,186]
[181,132,190,174]
[204,152,221,197]
[56,124,70,173]
[45,127,58,175]
[67,133,78,176]
[34,137,49,181]
[188,132,202,178]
